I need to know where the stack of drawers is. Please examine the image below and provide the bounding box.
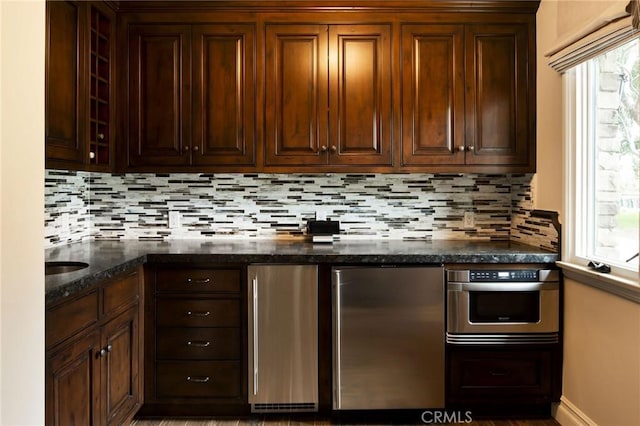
[153,267,243,400]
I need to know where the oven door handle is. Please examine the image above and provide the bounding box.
[448,282,559,292]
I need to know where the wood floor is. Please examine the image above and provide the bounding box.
[130,417,560,425]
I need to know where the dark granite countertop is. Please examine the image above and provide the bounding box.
[45,239,557,305]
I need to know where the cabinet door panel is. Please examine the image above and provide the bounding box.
[46,0,84,165]
[102,306,140,425]
[401,25,465,166]
[465,24,530,166]
[193,25,256,166]
[330,25,392,166]
[128,25,191,166]
[265,25,328,166]
[46,331,101,426]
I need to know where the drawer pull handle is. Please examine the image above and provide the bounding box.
[186,376,210,383]
[187,340,211,347]
[186,311,211,317]
[489,369,510,377]
[186,278,211,285]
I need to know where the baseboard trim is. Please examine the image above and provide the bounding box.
[552,397,597,426]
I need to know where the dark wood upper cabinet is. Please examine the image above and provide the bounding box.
[401,22,533,171]
[465,24,532,168]
[126,23,256,169]
[46,0,115,171]
[128,25,192,167]
[46,0,84,167]
[264,24,329,166]
[192,25,256,167]
[401,24,465,167]
[265,23,392,169]
[329,25,392,167]
[115,1,538,173]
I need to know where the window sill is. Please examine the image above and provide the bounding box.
[557,261,640,304]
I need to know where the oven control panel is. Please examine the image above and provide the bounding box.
[469,270,539,282]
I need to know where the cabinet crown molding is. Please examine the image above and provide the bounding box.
[117,0,540,14]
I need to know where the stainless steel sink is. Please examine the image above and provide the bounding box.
[45,261,89,276]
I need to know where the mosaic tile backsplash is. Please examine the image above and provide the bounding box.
[45,171,558,251]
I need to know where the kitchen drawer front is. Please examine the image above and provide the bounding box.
[156,299,240,327]
[101,270,140,318]
[449,350,552,397]
[155,361,241,398]
[46,290,99,348]
[156,268,241,293]
[156,327,241,360]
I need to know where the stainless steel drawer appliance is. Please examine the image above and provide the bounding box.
[333,266,445,410]
[447,268,560,345]
[248,264,318,413]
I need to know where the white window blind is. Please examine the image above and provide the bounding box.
[546,0,639,73]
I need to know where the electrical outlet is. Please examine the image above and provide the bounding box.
[168,211,181,229]
[463,211,475,228]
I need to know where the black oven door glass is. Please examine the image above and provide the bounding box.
[469,291,540,323]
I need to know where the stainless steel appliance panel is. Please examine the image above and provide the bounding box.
[248,265,318,411]
[446,268,560,345]
[333,266,445,410]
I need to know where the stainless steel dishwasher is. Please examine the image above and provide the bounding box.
[332,266,445,410]
[248,264,318,413]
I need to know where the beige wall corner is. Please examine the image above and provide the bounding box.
[536,0,564,213]
[561,279,640,425]
[0,0,45,424]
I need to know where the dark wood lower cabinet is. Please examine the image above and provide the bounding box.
[102,306,141,424]
[446,344,562,416]
[46,330,101,426]
[138,264,249,417]
[45,269,143,426]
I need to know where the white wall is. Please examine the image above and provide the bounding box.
[537,1,640,425]
[0,0,45,424]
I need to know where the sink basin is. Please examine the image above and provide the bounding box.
[45,261,89,276]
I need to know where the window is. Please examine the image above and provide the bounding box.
[566,37,640,280]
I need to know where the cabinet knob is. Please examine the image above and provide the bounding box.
[99,348,107,358]
[330,145,337,153]
[320,145,327,152]
[106,344,112,353]
[457,146,465,152]
[467,146,475,151]
[183,146,190,152]
[89,151,96,159]
[193,145,199,152]
[97,133,105,140]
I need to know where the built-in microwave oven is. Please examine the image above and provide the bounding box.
[446,268,560,345]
